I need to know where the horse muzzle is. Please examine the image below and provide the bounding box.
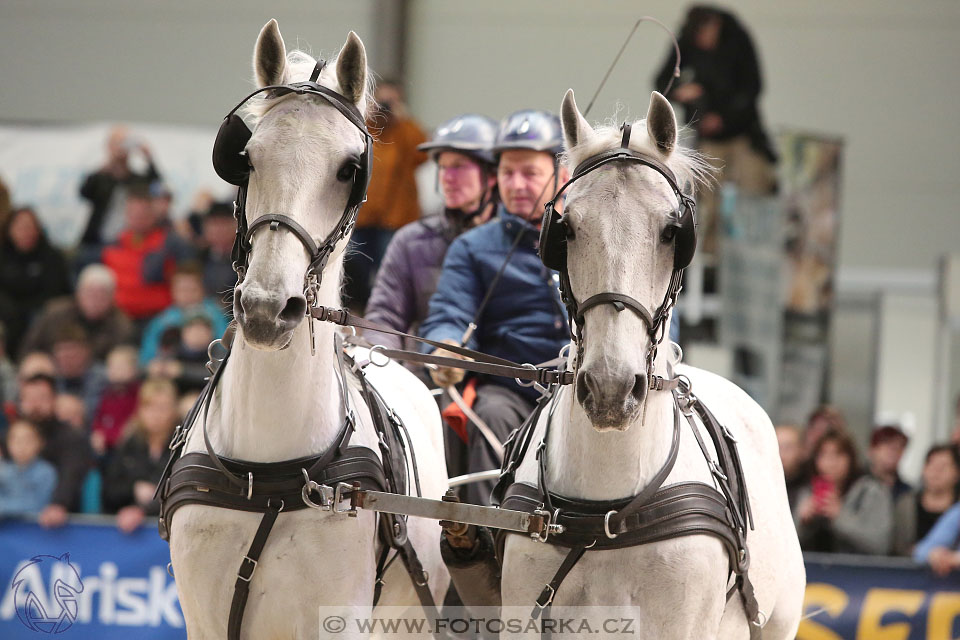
[233,286,307,349]
[575,365,647,431]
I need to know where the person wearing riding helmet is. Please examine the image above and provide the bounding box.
[364,114,499,354]
[420,109,571,506]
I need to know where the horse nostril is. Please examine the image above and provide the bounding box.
[279,296,307,323]
[576,370,597,406]
[631,374,648,403]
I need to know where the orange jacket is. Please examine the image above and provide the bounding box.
[102,227,172,319]
[358,117,428,230]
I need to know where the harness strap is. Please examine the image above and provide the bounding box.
[531,543,588,639]
[228,502,282,640]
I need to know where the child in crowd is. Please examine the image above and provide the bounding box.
[91,345,141,456]
[102,378,177,533]
[55,393,87,432]
[0,419,57,517]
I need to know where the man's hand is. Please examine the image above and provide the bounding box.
[671,82,704,104]
[429,339,470,388]
[133,481,156,507]
[38,504,68,529]
[699,112,724,136]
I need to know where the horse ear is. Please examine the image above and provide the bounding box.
[336,31,368,105]
[254,19,287,88]
[560,89,594,151]
[646,91,677,154]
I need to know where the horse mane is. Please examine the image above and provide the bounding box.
[242,48,376,123]
[561,119,715,193]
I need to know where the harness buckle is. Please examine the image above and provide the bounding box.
[535,584,556,609]
[237,556,258,582]
[532,508,564,542]
[333,482,358,515]
[603,510,620,539]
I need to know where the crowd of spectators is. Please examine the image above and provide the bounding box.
[776,406,960,574]
[0,126,232,532]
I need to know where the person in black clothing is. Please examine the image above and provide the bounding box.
[16,374,92,527]
[892,444,960,556]
[655,5,777,257]
[77,126,161,267]
[0,207,72,359]
[102,377,176,533]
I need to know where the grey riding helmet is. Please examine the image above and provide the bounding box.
[492,109,563,157]
[418,114,499,166]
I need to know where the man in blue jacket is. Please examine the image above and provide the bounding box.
[420,110,571,505]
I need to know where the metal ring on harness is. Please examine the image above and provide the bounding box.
[267,498,285,512]
[604,509,619,539]
[515,363,539,388]
[753,610,767,628]
[369,344,390,368]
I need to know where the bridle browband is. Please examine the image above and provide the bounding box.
[544,123,695,391]
[224,59,374,351]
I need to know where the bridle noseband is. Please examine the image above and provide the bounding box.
[541,123,696,387]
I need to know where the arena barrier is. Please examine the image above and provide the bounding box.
[1,519,958,639]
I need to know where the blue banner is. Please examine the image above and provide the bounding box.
[801,552,960,640]
[2,519,960,640]
[0,518,183,639]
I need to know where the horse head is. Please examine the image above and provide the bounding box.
[557,89,707,431]
[230,20,371,350]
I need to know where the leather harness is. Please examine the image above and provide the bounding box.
[156,337,438,640]
[491,377,763,639]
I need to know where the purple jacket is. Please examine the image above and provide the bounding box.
[364,214,460,351]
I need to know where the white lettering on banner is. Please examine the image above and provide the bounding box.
[0,559,183,628]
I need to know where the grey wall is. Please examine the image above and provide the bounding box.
[2,1,957,272]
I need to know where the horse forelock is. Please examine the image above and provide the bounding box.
[561,119,714,193]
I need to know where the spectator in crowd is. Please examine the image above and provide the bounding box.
[54,393,87,433]
[91,345,141,457]
[102,378,177,533]
[0,324,16,414]
[803,404,847,461]
[147,313,215,394]
[17,374,92,527]
[420,110,570,505]
[78,126,160,249]
[17,351,56,382]
[0,176,10,223]
[655,5,777,258]
[775,424,806,513]
[794,428,893,555]
[50,325,107,424]
[893,444,960,556]
[913,502,960,576]
[0,206,72,358]
[0,419,57,517]
[344,80,428,309]
[139,261,227,366]
[365,114,499,354]
[195,200,237,310]
[101,183,174,323]
[20,263,136,362]
[868,423,912,500]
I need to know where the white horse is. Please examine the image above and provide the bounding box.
[168,21,449,639]
[498,90,805,639]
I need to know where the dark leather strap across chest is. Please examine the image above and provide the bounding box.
[491,380,762,638]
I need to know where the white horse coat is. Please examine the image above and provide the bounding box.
[499,91,805,639]
[167,21,448,639]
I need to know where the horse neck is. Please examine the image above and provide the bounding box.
[211,268,345,462]
[546,346,676,501]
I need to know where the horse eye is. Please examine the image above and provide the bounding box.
[336,163,358,182]
[661,224,678,243]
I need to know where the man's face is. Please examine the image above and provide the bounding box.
[76,282,113,320]
[203,216,236,253]
[870,437,907,476]
[125,196,154,234]
[19,382,56,422]
[497,150,560,224]
[53,341,91,378]
[438,152,491,212]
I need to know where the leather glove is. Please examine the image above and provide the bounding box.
[429,338,471,387]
